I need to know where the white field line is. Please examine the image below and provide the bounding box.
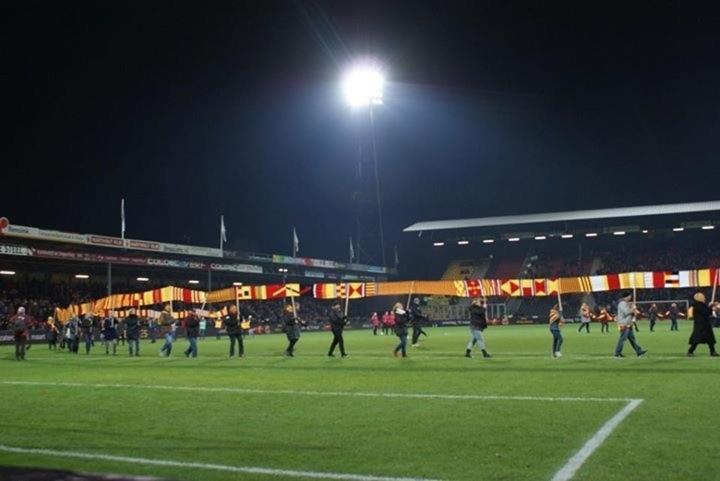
[0,444,443,481]
[551,399,644,481]
[0,381,635,403]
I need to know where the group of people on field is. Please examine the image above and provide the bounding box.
[6,290,718,361]
[548,291,718,359]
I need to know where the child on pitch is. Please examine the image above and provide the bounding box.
[549,304,564,358]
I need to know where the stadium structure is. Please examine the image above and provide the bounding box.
[403,201,720,322]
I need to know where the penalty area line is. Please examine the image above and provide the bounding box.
[551,399,644,481]
[1,381,633,403]
[0,444,443,481]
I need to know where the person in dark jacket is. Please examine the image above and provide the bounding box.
[184,311,200,358]
[664,303,683,331]
[224,304,244,358]
[392,302,409,358]
[65,315,80,354]
[283,303,302,357]
[687,293,718,357]
[47,316,59,350]
[465,298,492,358]
[648,304,658,332]
[102,312,119,356]
[80,313,94,355]
[409,298,429,347]
[327,303,348,357]
[125,309,141,357]
[11,307,30,360]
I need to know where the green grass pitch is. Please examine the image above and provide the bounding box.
[1,321,718,481]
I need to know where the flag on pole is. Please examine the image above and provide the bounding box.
[121,198,126,240]
[292,227,300,257]
[349,237,355,263]
[220,215,227,252]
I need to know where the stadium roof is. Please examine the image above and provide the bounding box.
[403,200,720,232]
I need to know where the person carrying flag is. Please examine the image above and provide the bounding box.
[409,297,429,347]
[327,302,348,357]
[549,304,564,358]
[614,292,647,358]
[224,305,244,359]
[283,303,303,357]
[392,302,409,358]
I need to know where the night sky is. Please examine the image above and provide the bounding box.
[4,1,719,266]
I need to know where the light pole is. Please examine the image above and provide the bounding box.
[341,60,387,266]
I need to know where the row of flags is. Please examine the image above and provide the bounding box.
[53,268,719,320]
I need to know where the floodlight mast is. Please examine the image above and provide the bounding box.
[342,61,387,266]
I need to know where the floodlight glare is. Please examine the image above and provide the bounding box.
[433,242,445,247]
[0,270,16,276]
[457,240,470,245]
[188,280,200,284]
[482,239,495,244]
[341,61,385,107]
[561,234,573,239]
[673,227,684,232]
[585,233,598,238]
[702,225,715,230]
[136,277,149,282]
[75,274,90,279]
[613,231,626,236]
[508,237,520,242]
[534,236,546,240]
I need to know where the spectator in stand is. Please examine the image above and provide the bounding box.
[687,293,718,357]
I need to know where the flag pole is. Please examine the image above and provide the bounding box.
[344,282,351,317]
[711,268,718,304]
[556,285,563,313]
[406,281,415,309]
[235,286,240,319]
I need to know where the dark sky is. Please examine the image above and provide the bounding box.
[3,1,719,266]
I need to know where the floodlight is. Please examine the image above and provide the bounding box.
[457,240,470,245]
[75,274,90,279]
[341,61,385,107]
[483,239,494,244]
[433,242,445,247]
[0,270,15,275]
[561,234,573,239]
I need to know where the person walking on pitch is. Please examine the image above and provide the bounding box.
[687,293,718,357]
[392,302,409,358]
[284,303,302,357]
[549,304,564,358]
[614,292,647,358]
[465,297,491,358]
[578,303,592,333]
[81,313,94,355]
[648,303,659,332]
[125,308,141,357]
[370,312,380,336]
[409,297,429,347]
[158,304,176,357]
[597,305,612,333]
[11,307,30,361]
[102,312,118,356]
[184,311,200,358]
[664,303,684,331]
[328,303,348,357]
[224,305,244,358]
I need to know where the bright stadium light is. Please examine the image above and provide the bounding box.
[75,274,90,279]
[457,240,470,245]
[673,227,684,232]
[585,233,598,238]
[613,231,626,236]
[433,241,445,247]
[508,237,520,242]
[278,268,288,273]
[188,279,200,284]
[233,282,243,286]
[534,235,546,240]
[0,270,16,276]
[561,234,573,239]
[341,60,385,107]
[702,225,714,230]
[136,277,149,282]
[483,239,495,244]
[642,229,649,234]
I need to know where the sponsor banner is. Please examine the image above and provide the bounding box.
[304,270,325,278]
[0,244,30,256]
[210,263,263,274]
